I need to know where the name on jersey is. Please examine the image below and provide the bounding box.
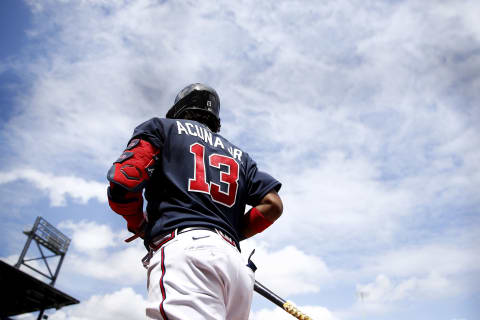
[176,121,243,161]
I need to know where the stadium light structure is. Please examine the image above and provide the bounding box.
[15,216,71,286]
[0,216,79,320]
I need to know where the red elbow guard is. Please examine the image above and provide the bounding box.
[107,138,159,192]
[246,207,273,234]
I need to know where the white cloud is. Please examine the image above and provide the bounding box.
[356,273,450,304]
[59,220,118,252]
[47,287,147,320]
[0,169,106,206]
[364,243,480,279]
[353,272,454,316]
[341,241,480,316]
[1,254,19,266]
[64,243,146,284]
[58,220,145,284]
[241,239,331,297]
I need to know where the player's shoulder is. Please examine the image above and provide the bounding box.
[140,116,176,127]
[135,117,181,133]
[131,117,179,148]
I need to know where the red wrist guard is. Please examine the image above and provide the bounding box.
[107,183,143,216]
[246,207,273,234]
[123,211,145,232]
[107,183,144,231]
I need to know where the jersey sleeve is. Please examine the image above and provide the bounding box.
[131,117,166,149]
[245,155,282,206]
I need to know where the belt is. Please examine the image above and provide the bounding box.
[148,226,238,251]
[178,226,213,235]
[142,227,239,269]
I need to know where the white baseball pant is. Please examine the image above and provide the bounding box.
[144,229,255,320]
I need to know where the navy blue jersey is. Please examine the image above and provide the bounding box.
[130,117,281,248]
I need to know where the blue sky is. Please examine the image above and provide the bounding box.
[1,0,479,319]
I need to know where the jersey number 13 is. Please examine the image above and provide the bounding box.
[188,143,239,207]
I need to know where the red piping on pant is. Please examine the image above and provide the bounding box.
[159,246,168,320]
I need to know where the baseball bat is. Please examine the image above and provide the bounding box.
[254,280,313,320]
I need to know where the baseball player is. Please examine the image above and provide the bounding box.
[107,83,283,319]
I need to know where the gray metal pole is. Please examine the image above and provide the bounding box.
[15,233,33,268]
[37,309,45,320]
[50,253,66,286]
[15,217,41,268]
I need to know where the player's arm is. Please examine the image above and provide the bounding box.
[241,189,283,240]
[107,184,145,234]
[107,138,159,234]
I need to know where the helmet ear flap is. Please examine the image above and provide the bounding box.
[166,95,189,119]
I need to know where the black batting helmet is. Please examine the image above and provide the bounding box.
[166,83,221,132]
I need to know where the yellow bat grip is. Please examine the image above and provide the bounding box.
[283,301,312,320]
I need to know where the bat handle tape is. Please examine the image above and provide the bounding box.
[283,301,312,320]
